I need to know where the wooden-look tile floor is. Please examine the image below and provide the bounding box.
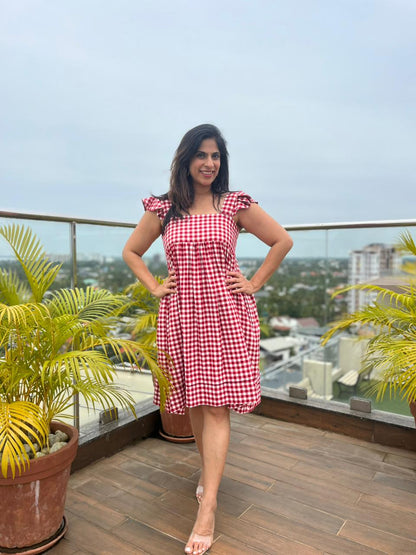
[51,413,416,554]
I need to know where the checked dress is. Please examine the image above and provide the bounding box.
[142,191,261,415]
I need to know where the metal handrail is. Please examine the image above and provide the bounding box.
[283,219,416,231]
[1,210,416,232]
[0,210,135,228]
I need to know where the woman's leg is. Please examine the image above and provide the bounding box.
[189,406,205,500]
[185,406,230,554]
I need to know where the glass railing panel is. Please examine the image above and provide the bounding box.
[0,217,72,289]
[327,226,412,260]
[259,224,416,420]
[324,224,416,417]
[74,223,133,291]
[254,229,330,393]
[75,223,167,291]
[73,223,159,433]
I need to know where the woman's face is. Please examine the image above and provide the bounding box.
[188,138,221,190]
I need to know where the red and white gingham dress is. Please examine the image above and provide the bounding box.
[142,191,261,415]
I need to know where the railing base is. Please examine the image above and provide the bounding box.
[255,389,416,452]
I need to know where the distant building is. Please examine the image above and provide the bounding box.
[348,243,401,312]
[260,336,306,365]
[269,316,297,333]
[267,316,324,342]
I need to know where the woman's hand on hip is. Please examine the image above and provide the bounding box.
[153,271,177,298]
[226,271,255,295]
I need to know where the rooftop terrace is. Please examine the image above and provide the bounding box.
[1,212,416,554]
[50,412,416,555]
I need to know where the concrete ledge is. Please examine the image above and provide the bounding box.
[72,399,160,472]
[255,388,416,452]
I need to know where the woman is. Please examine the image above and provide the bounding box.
[123,124,293,554]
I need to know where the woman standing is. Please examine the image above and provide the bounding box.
[123,124,293,554]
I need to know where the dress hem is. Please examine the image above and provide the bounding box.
[154,399,261,416]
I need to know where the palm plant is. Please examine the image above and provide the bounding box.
[124,280,195,441]
[0,224,170,478]
[124,279,160,347]
[322,230,416,406]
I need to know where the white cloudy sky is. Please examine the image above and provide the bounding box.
[1,0,415,228]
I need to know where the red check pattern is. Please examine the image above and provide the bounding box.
[142,191,261,414]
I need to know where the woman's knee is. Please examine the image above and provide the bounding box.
[203,405,230,423]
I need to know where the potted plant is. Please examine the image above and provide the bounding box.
[322,230,416,424]
[125,280,194,443]
[0,224,170,552]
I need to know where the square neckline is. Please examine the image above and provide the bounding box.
[184,193,231,217]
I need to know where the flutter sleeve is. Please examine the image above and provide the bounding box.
[231,191,258,215]
[142,196,169,220]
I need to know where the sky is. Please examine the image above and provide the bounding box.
[1,0,415,235]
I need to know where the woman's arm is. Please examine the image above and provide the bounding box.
[227,203,293,294]
[122,211,177,298]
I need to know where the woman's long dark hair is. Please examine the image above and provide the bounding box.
[159,124,229,232]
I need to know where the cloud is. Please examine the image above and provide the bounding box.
[0,0,415,227]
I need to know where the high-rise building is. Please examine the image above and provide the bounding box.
[348,243,401,312]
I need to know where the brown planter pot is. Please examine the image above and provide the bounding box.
[0,421,78,554]
[159,407,195,443]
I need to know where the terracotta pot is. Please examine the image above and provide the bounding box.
[0,421,78,553]
[159,407,195,443]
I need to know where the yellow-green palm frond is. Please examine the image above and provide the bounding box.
[44,378,138,423]
[0,353,39,402]
[45,313,84,350]
[72,379,137,417]
[0,269,31,305]
[0,401,49,479]
[74,321,115,351]
[0,224,61,302]
[125,276,163,324]
[330,282,414,309]
[371,362,416,404]
[125,280,160,346]
[145,353,172,411]
[90,337,171,399]
[41,350,116,390]
[132,312,157,345]
[401,262,416,276]
[0,302,46,338]
[93,337,172,409]
[47,287,129,321]
[322,304,382,344]
[124,279,172,408]
[125,279,161,312]
[41,380,137,424]
[343,329,416,403]
[323,294,415,344]
[397,230,416,257]
[93,337,152,368]
[396,230,416,277]
[36,350,124,423]
[133,312,158,334]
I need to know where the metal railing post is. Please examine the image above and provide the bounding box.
[70,221,80,430]
[70,221,78,289]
